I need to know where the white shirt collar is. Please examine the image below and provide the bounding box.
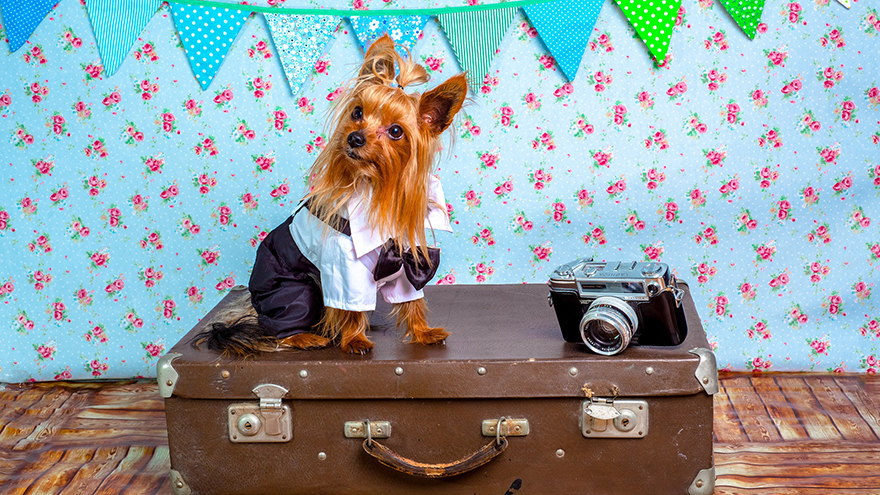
[347,175,452,258]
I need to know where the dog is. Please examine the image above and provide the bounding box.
[193,35,468,355]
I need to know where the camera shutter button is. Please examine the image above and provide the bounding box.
[641,263,662,276]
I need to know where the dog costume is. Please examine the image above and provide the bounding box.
[248,175,451,338]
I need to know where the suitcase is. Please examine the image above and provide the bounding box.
[160,282,717,495]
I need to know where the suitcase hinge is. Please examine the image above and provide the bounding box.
[582,397,648,438]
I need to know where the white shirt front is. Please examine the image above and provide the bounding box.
[289,175,452,312]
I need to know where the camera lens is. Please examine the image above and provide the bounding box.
[579,297,639,355]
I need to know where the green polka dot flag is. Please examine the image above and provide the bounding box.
[613,0,681,66]
[169,5,252,90]
[719,0,766,39]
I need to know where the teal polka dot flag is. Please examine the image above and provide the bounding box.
[718,0,766,39]
[613,0,681,66]
[0,0,59,52]
[84,0,163,76]
[523,0,605,82]
[169,5,252,90]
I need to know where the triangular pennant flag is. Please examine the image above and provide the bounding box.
[438,7,517,93]
[84,0,163,76]
[349,15,429,55]
[169,4,251,90]
[718,0,765,39]
[265,14,341,96]
[834,0,849,8]
[613,0,681,66]
[524,0,604,81]
[0,0,59,52]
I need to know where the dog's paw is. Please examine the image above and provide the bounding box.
[409,326,450,345]
[341,335,375,355]
[278,333,331,350]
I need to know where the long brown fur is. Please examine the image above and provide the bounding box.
[196,35,467,355]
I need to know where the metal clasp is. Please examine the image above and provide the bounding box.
[582,398,648,438]
[227,384,292,443]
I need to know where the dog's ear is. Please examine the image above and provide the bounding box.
[419,73,468,136]
[359,34,397,84]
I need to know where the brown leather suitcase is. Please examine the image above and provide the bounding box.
[160,282,716,495]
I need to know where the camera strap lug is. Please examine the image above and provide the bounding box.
[582,397,648,438]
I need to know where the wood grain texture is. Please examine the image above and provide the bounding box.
[1,373,879,494]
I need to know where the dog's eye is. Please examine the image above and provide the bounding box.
[351,106,363,121]
[388,124,404,140]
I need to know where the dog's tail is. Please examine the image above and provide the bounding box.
[190,316,280,356]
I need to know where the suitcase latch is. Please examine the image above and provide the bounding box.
[227,384,292,443]
[582,397,648,438]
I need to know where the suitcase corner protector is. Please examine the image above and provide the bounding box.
[157,352,182,398]
[687,465,715,495]
[688,348,719,395]
[170,469,192,495]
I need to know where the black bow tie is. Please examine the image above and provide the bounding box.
[372,241,440,291]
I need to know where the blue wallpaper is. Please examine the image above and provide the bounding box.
[1,0,879,381]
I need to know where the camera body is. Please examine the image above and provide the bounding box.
[548,258,687,355]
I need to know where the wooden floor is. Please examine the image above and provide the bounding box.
[0,373,878,494]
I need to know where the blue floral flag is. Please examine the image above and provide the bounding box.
[169,4,251,90]
[523,0,604,81]
[265,14,342,96]
[349,15,429,55]
[84,0,163,76]
[0,0,59,52]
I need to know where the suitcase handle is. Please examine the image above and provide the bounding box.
[361,417,510,478]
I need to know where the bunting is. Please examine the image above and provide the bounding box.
[835,0,850,8]
[523,0,604,81]
[0,0,58,52]
[718,0,766,39]
[84,0,163,76]
[438,7,517,93]
[349,15,430,55]
[265,13,342,96]
[169,5,251,90]
[613,0,681,66]
[6,0,775,90]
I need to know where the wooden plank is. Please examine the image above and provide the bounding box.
[0,449,66,495]
[14,388,95,450]
[92,445,155,495]
[775,376,843,441]
[724,376,783,442]
[0,387,69,443]
[835,376,880,440]
[55,446,130,495]
[809,377,879,442]
[20,448,95,495]
[750,375,810,441]
[713,382,750,444]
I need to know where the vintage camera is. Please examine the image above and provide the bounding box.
[548,258,687,355]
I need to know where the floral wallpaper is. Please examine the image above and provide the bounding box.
[1,0,879,382]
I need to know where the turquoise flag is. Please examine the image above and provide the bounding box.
[438,7,517,93]
[84,0,163,76]
[0,0,59,52]
[349,15,429,56]
[169,5,251,90]
[265,14,342,96]
[524,0,604,81]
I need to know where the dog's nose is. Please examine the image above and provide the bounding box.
[347,131,366,148]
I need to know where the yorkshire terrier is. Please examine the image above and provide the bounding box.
[194,35,468,355]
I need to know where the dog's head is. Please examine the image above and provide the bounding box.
[308,35,468,254]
